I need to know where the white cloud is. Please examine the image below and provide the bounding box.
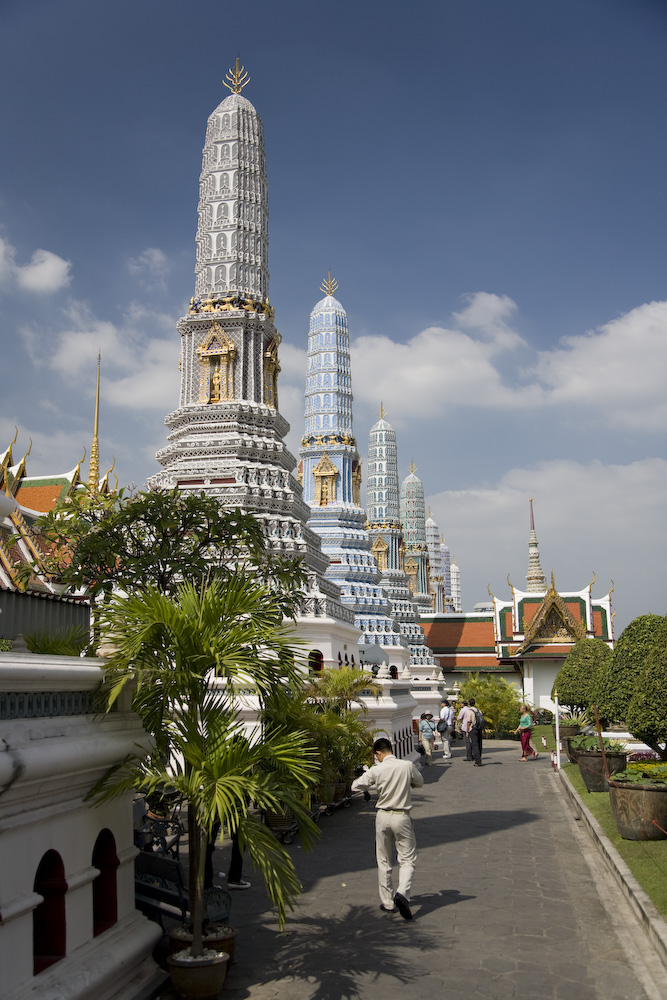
[127,248,169,290]
[452,291,525,350]
[427,457,667,633]
[532,300,667,431]
[34,299,180,412]
[0,235,71,294]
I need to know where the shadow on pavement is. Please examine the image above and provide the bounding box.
[225,905,436,1000]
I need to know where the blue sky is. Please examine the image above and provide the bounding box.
[1,0,665,632]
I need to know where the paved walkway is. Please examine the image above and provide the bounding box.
[164,740,667,1000]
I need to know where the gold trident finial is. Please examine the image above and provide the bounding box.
[223,58,250,95]
[409,460,417,475]
[379,401,386,419]
[320,270,338,296]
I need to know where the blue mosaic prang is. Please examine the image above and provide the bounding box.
[299,293,407,653]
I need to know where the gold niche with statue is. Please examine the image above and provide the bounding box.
[263,335,281,409]
[313,453,338,506]
[197,323,237,403]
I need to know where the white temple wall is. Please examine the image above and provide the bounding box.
[0,650,160,1000]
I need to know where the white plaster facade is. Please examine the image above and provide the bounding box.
[0,649,160,1000]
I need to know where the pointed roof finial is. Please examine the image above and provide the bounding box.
[379,401,386,419]
[409,460,417,475]
[223,58,250,95]
[89,354,101,496]
[529,497,535,531]
[320,270,338,296]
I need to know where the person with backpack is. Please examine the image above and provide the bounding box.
[467,697,484,767]
[437,699,454,759]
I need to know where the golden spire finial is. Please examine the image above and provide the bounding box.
[223,58,250,95]
[409,460,417,475]
[89,354,101,496]
[320,270,338,296]
[379,401,386,419]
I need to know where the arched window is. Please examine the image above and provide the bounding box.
[308,650,323,673]
[33,850,67,974]
[92,829,119,937]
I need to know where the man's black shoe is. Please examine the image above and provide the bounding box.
[393,893,412,920]
[379,904,396,913]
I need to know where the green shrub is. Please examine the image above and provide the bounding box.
[612,763,667,785]
[0,638,11,652]
[625,617,667,761]
[552,638,612,714]
[595,614,665,725]
[459,673,521,732]
[24,625,91,656]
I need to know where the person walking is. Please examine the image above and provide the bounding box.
[458,700,475,761]
[437,699,454,758]
[515,704,539,760]
[418,712,437,765]
[351,737,424,920]
[468,697,484,766]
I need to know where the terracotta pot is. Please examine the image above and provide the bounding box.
[168,924,238,963]
[576,751,627,792]
[608,780,667,840]
[167,949,229,1000]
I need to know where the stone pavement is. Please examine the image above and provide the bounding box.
[160,740,667,1000]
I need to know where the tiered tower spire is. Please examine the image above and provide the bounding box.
[400,466,432,612]
[150,70,357,654]
[298,284,407,667]
[366,413,438,682]
[525,497,547,593]
[88,354,101,496]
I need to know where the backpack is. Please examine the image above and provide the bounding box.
[474,708,485,730]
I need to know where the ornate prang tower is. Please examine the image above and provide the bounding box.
[366,410,438,684]
[426,511,455,613]
[525,498,547,593]
[400,465,432,613]
[298,279,407,669]
[151,64,357,659]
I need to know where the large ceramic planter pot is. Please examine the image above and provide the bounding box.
[565,738,580,765]
[167,949,229,1000]
[168,924,238,963]
[576,751,627,792]
[555,724,581,740]
[608,780,667,840]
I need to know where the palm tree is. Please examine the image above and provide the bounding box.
[90,573,320,955]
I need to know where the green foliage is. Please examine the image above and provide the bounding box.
[568,733,625,753]
[559,710,590,727]
[91,575,319,945]
[459,673,521,732]
[611,763,667,785]
[14,486,307,616]
[262,667,378,785]
[595,614,665,725]
[552,638,612,714]
[625,617,667,761]
[0,638,12,651]
[24,624,91,656]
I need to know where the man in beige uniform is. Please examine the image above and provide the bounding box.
[351,737,424,920]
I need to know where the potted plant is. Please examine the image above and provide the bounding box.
[568,733,627,792]
[608,764,667,840]
[91,575,320,999]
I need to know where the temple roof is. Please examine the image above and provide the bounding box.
[311,293,346,315]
